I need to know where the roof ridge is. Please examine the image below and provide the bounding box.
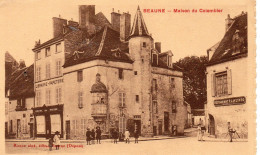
[10,67,29,86]
[95,26,108,56]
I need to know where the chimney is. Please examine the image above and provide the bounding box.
[225,14,233,32]
[19,59,26,69]
[53,17,67,37]
[111,8,121,32]
[155,42,161,53]
[120,12,131,41]
[79,5,95,28]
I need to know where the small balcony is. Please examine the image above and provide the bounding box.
[91,103,107,119]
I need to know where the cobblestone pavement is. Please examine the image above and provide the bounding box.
[5,137,252,155]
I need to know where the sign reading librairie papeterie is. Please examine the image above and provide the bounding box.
[35,78,63,88]
[214,96,246,106]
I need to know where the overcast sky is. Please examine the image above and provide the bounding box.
[0,0,246,66]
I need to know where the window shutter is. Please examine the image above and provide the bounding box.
[211,73,216,97]
[227,69,232,95]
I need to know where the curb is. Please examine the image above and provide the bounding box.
[5,136,186,143]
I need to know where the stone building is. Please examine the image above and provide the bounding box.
[206,12,248,138]
[62,6,185,139]
[5,53,35,139]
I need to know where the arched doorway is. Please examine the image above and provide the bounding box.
[209,114,215,135]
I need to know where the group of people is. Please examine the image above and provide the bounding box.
[111,129,139,144]
[48,131,61,151]
[86,127,102,145]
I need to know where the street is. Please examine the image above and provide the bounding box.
[5,137,251,155]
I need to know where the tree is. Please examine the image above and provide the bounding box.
[175,56,208,109]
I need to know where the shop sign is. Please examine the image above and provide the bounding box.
[214,96,246,106]
[35,78,63,88]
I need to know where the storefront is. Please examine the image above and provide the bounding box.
[32,104,63,139]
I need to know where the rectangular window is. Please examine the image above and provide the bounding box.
[172,101,176,113]
[152,79,158,91]
[21,98,26,108]
[22,119,27,134]
[134,71,137,75]
[56,59,62,76]
[45,63,51,79]
[36,51,41,60]
[77,70,83,82]
[119,68,123,79]
[143,42,146,47]
[56,87,62,104]
[152,54,158,65]
[36,91,41,106]
[17,99,21,107]
[170,78,175,88]
[10,120,13,133]
[153,101,158,114]
[46,89,51,105]
[78,91,83,108]
[80,119,87,135]
[56,43,61,53]
[119,92,126,107]
[136,95,139,102]
[45,47,51,57]
[36,66,41,81]
[215,72,228,96]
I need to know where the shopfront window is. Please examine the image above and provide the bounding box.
[36,116,45,134]
[50,114,61,134]
[215,72,228,96]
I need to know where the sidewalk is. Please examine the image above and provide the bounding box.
[5,135,186,143]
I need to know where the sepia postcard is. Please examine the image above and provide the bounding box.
[0,0,256,154]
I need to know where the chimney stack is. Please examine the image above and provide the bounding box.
[111,9,121,32]
[53,17,67,37]
[155,42,161,53]
[225,14,233,32]
[79,5,96,35]
[19,59,26,69]
[120,12,131,41]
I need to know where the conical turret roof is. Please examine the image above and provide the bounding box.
[128,6,151,39]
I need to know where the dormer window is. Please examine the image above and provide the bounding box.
[45,47,51,57]
[152,54,158,65]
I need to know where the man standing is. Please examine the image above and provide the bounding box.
[125,129,130,144]
[228,122,233,142]
[86,128,92,145]
[134,130,139,143]
[96,127,102,144]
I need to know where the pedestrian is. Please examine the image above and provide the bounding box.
[134,130,139,144]
[124,129,130,144]
[197,124,202,141]
[96,127,102,144]
[53,131,60,150]
[228,122,233,142]
[86,128,92,145]
[48,136,53,151]
[113,129,119,144]
[200,126,206,141]
[91,129,95,144]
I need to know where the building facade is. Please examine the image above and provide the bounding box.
[206,12,248,138]
[5,57,35,139]
[62,6,185,139]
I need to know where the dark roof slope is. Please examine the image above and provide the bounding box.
[9,64,34,99]
[208,13,247,65]
[64,26,133,68]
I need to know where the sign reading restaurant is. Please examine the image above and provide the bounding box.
[214,96,246,106]
[35,78,63,88]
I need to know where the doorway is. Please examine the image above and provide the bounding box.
[158,121,162,135]
[153,126,157,136]
[17,119,21,138]
[164,112,169,132]
[5,122,8,138]
[209,114,215,135]
[134,120,141,135]
[66,120,70,139]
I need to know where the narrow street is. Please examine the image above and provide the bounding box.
[5,137,250,155]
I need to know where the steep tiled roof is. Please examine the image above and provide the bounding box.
[208,13,247,65]
[63,26,133,68]
[128,6,151,39]
[8,64,34,99]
